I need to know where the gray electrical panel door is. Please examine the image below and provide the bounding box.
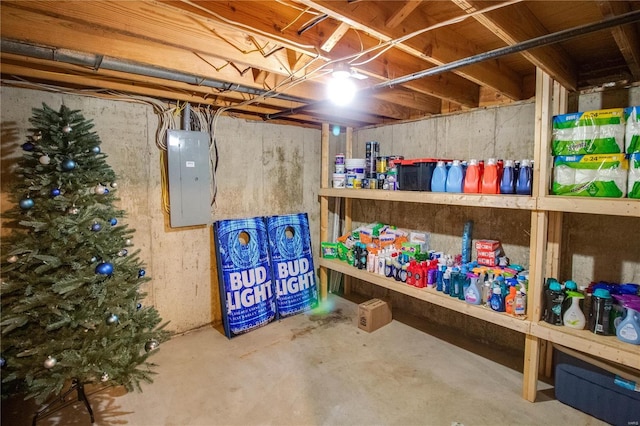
[166,130,212,228]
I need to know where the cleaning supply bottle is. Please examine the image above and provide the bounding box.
[431,160,448,192]
[563,291,586,329]
[464,274,482,305]
[516,159,533,195]
[613,296,640,345]
[481,158,499,194]
[445,160,464,193]
[489,286,505,312]
[544,280,565,325]
[461,220,473,264]
[436,263,445,292]
[499,159,516,194]
[590,288,613,335]
[443,267,452,295]
[449,267,460,298]
[458,266,469,301]
[514,290,526,316]
[463,159,481,193]
[505,284,517,314]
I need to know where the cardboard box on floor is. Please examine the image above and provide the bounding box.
[358,298,392,332]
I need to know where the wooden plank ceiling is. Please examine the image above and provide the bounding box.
[2,1,640,129]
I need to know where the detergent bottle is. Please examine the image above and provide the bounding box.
[544,280,565,325]
[590,288,613,335]
[481,158,499,194]
[489,286,505,312]
[563,291,586,329]
[505,283,517,315]
[431,161,448,192]
[516,159,533,195]
[613,295,640,345]
[446,160,464,193]
[499,159,516,194]
[463,159,481,193]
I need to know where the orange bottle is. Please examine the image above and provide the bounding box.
[481,158,499,194]
[463,159,482,193]
[505,285,517,315]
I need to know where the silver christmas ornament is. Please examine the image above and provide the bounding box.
[101,372,109,382]
[144,339,159,352]
[110,182,118,188]
[118,249,128,257]
[62,124,72,134]
[125,239,132,246]
[7,255,18,263]
[43,356,57,369]
[39,155,51,165]
[32,131,42,141]
[67,206,79,215]
[94,184,106,195]
[105,313,119,325]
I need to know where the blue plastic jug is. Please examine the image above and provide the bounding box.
[431,161,448,192]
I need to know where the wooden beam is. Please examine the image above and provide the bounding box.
[597,1,640,81]
[296,0,524,100]
[321,21,351,52]
[385,1,423,29]
[451,0,578,91]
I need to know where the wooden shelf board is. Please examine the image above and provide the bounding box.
[319,258,531,334]
[530,321,640,370]
[319,188,536,210]
[538,195,640,217]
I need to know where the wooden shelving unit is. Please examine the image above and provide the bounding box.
[320,258,531,333]
[317,70,640,404]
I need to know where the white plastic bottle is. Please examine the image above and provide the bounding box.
[563,290,586,329]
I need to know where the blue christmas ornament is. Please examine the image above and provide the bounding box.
[136,303,142,310]
[103,188,110,194]
[50,188,61,197]
[91,146,101,154]
[21,142,35,151]
[138,269,146,278]
[19,198,34,210]
[95,262,114,275]
[61,159,76,171]
[91,222,102,232]
[0,356,5,368]
[109,218,118,226]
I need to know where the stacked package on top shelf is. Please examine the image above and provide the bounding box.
[551,107,636,198]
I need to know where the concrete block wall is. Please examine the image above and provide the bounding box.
[0,86,320,335]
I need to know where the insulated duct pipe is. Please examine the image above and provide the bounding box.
[0,39,310,105]
[264,9,640,121]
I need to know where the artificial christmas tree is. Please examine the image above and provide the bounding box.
[0,104,169,413]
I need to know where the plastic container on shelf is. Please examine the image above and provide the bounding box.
[516,159,533,195]
[431,160,448,192]
[563,291,586,330]
[445,160,464,193]
[481,158,499,194]
[463,159,481,193]
[500,159,516,194]
[590,288,613,335]
[396,158,438,191]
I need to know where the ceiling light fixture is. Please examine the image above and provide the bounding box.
[327,63,356,106]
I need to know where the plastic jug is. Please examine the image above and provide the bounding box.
[516,159,532,195]
[489,286,505,312]
[505,284,517,314]
[613,296,640,345]
[563,291,586,329]
[481,158,499,194]
[431,161,448,192]
[463,159,481,193]
[445,160,464,193]
[499,159,516,194]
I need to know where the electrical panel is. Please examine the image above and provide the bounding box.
[166,130,211,228]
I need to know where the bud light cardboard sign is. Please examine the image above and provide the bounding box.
[214,217,276,338]
[266,213,318,317]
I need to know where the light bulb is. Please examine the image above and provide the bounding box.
[327,76,356,106]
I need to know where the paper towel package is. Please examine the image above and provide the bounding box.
[629,153,640,199]
[552,108,625,156]
[552,154,628,197]
[624,106,640,153]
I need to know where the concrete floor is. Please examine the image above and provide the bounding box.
[3,295,604,426]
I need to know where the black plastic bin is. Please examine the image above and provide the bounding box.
[555,347,640,426]
[396,158,438,191]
